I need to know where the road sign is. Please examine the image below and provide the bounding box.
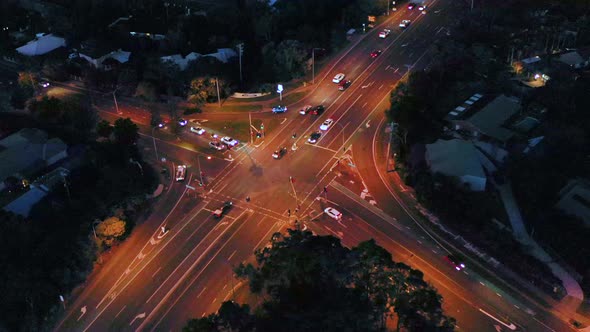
[277,84,283,92]
[186,184,196,190]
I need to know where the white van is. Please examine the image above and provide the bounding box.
[175,165,187,182]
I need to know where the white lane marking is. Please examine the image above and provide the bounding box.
[514,305,520,309]
[197,287,207,299]
[496,293,502,297]
[362,102,367,107]
[478,309,517,331]
[227,250,237,261]
[115,305,126,319]
[532,317,556,332]
[417,240,422,244]
[480,282,486,286]
[321,98,327,104]
[378,84,383,90]
[385,65,390,70]
[129,312,146,326]
[151,267,162,278]
[212,298,217,305]
[394,67,399,73]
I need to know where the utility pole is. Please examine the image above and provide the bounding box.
[215,77,221,107]
[237,43,244,82]
[197,155,204,186]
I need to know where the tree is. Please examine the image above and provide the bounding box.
[17,71,37,90]
[95,216,126,243]
[96,120,113,139]
[113,117,139,146]
[188,230,454,332]
[0,90,11,112]
[187,77,216,105]
[135,80,158,102]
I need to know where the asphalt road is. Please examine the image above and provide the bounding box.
[53,1,577,331]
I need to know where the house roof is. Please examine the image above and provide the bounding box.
[522,56,541,65]
[0,129,67,183]
[558,51,584,66]
[16,33,66,56]
[205,48,237,63]
[161,52,202,70]
[3,187,47,217]
[466,94,520,142]
[425,139,485,179]
[556,178,590,225]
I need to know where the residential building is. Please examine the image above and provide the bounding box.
[16,33,66,56]
[160,48,237,70]
[79,40,131,70]
[448,94,521,144]
[556,49,590,69]
[0,128,68,191]
[425,139,487,191]
[3,167,70,217]
[556,178,590,227]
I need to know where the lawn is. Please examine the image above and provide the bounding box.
[202,104,263,113]
[46,87,86,104]
[204,116,283,143]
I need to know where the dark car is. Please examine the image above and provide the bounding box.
[408,3,416,9]
[311,105,325,115]
[272,147,287,159]
[370,50,382,58]
[444,254,466,271]
[308,131,322,144]
[213,201,233,218]
[338,80,351,91]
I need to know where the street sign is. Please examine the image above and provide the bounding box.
[277,84,283,92]
[186,184,196,190]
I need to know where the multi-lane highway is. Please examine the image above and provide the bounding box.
[54,1,579,331]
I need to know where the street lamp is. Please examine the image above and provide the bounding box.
[112,86,121,114]
[151,127,159,160]
[312,48,324,84]
[196,155,211,186]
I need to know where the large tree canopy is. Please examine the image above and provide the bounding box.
[185,230,454,332]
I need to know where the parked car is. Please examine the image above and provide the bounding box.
[178,119,188,126]
[324,207,342,220]
[209,141,226,151]
[272,147,287,159]
[190,126,206,135]
[175,165,187,182]
[299,105,313,115]
[332,73,346,83]
[272,105,287,113]
[379,29,391,38]
[213,201,233,218]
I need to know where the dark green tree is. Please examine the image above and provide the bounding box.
[188,230,454,332]
[112,118,139,146]
[97,120,113,139]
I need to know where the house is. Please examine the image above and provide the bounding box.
[79,40,131,70]
[556,178,590,227]
[3,167,69,217]
[16,33,66,56]
[160,48,237,70]
[0,128,68,191]
[205,48,237,63]
[425,139,487,191]
[556,48,590,69]
[109,16,168,41]
[160,52,202,70]
[449,94,521,144]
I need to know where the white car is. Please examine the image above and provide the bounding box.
[178,119,188,126]
[332,73,346,83]
[418,4,427,10]
[379,29,391,38]
[324,207,342,220]
[190,126,205,135]
[299,105,313,115]
[209,141,226,151]
[399,20,411,28]
[319,118,334,131]
[221,136,239,147]
[175,165,187,182]
[39,81,50,88]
